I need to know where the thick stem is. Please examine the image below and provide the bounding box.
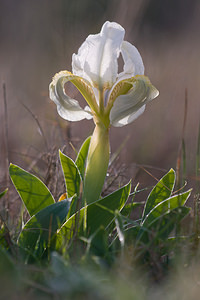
[83,122,110,206]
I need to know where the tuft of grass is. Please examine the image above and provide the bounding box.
[1,104,200,300]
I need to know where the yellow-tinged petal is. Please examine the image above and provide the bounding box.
[109,76,159,127]
[68,73,99,113]
[105,79,133,113]
[49,71,99,122]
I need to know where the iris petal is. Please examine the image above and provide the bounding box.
[49,71,93,122]
[118,41,144,81]
[72,21,125,88]
[110,76,159,127]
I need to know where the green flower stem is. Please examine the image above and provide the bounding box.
[82,120,110,233]
[83,121,110,207]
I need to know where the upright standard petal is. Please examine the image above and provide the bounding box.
[49,71,93,122]
[72,21,125,88]
[110,76,159,127]
[118,41,144,81]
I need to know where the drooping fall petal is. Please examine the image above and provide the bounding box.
[49,71,95,122]
[110,76,159,127]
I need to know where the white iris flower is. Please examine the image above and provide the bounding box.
[49,21,159,128]
[49,21,159,205]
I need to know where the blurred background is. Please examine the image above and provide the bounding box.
[0,0,200,197]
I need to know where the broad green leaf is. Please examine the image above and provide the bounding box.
[86,181,131,235]
[120,183,142,217]
[59,151,81,199]
[137,190,191,243]
[121,202,143,216]
[67,196,80,218]
[137,206,190,244]
[75,136,91,180]
[54,181,131,249]
[9,164,55,217]
[87,226,108,258]
[0,188,8,199]
[142,169,176,220]
[149,206,190,241]
[142,189,191,227]
[18,199,71,259]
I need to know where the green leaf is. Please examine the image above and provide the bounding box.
[142,189,191,227]
[9,164,55,217]
[137,206,190,245]
[54,181,131,249]
[148,206,190,241]
[137,189,191,243]
[75,136,91,180]
[86,181,131,235]
[0,188,8,199]
[142,168,176,220]
[87,226,108,257]
[121,202,143,216]
[18,199,71,259]
[59,151,81,199]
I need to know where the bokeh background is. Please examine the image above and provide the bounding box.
[1,0,200,194]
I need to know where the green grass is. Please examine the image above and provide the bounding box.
[1,136,199,299]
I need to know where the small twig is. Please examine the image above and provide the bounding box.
[135,163,167,173]
[137,164,187,195]
[109,135,130,166]
[20,101,49,151]
[138,165,160,183]
[27,152,45,173]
